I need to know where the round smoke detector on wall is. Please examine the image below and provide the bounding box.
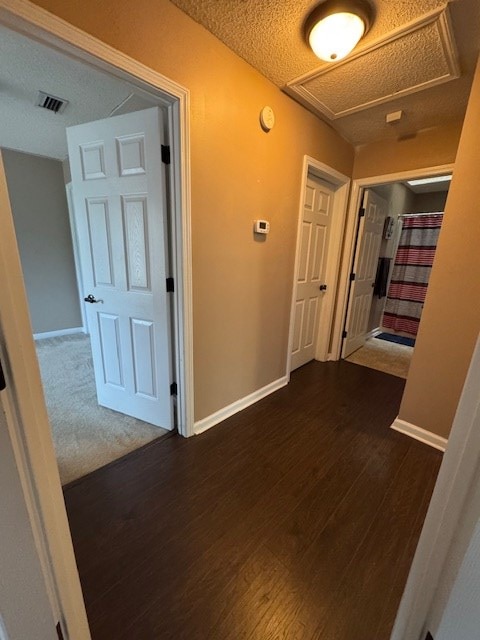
[260,106,275,132]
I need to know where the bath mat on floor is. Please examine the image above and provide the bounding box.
[375,332,415,348]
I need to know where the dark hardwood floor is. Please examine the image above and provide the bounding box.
[63,361,442,639]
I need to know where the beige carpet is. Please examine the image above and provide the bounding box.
[36,333,168,485]
[345,336,413,379]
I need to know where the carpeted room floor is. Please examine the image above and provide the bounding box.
[36,334,168,485]
[345,335,414,379]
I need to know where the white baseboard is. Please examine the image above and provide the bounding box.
[33,327,85,341]
[194,375,289,435]
[391,417,448,452]
[366,327,382,340]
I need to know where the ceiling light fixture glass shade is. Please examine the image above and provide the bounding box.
[305,0,374,62]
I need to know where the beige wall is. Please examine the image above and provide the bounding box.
[353,122,462,179]
[3,149,82,334]
[399,59,480,439]
[29,0,354,420]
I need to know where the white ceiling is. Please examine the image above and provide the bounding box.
[170,0,480,145]
[0,25,158,160]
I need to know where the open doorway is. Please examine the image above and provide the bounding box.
[342,174,451,379]
[0,24,185,484]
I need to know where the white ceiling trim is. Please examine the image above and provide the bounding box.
[285,4,460,120]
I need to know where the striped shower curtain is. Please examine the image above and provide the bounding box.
[382,213,443,336]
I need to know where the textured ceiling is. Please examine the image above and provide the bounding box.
[0,26,158,159]
[170,0,480,145]
[293,10,458,118]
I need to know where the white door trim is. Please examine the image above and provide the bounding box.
[391,334,480,640]
[342,188,389,358]
[287,156,350,376]
[0,0,194,437]
[0,151,91,637]
[330,163,454,360]
[65,182,88,335]
[0,1,194,638]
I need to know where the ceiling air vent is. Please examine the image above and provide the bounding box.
[36,90,69,114]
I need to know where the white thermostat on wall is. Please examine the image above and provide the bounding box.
[254,220,270,234]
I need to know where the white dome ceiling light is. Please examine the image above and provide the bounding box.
[305,0,374,63]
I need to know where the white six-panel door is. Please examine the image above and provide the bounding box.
[67,107,173,429]
[343,189,388,358]
[291,175,335,371]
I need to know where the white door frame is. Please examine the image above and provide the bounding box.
[341,188,389,359]
[0,0,194,437]
[0,152,90,637]
[65,182,88,335]
[0,0,194,638]
[287,156,350,376]
[391,333,480,640]
[330,162,455,361]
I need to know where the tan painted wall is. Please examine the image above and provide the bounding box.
[28,0,354,420]
[398,59,480,439]
[353,122,462,179]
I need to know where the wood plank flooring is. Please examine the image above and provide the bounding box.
[63,360,442,639]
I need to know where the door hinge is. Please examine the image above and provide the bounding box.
[166,277,175,293]
[342,330,348,338]
[349,272,356,282]
[170,382,178,396]
[425,633,434,640]
[0,358,6,391]
[359,207,365,218]
[161,144,171,165]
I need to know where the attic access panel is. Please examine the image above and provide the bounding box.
[286,6,459,120]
